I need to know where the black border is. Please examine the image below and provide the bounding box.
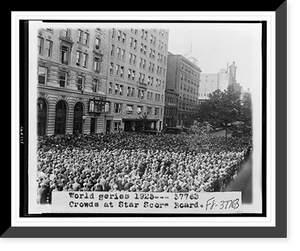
[20,19,29,222]
[5,2,286,237]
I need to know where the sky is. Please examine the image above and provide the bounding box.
[167,23,262,92]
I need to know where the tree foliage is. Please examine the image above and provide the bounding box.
[195,85,242,139]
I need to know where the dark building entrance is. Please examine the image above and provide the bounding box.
[124,120,134,132]
[73,102,84,134]
[106,120,111,133]
[37,98,47,136]
[55,100,67,135]
[90,117,96,134]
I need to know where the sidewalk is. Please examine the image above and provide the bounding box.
[225,153,252,204]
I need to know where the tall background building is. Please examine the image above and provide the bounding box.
[198,61,242,104]
[166,53,201,128]
[198,73,219,102]
[36,26,169,136]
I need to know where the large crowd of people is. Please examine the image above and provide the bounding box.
[36,132,252,204]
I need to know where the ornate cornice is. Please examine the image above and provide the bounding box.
[58,66,71,73]
[38,60,52,68]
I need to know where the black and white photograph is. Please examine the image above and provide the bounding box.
[7,7,289,239]
[28,20,262,215]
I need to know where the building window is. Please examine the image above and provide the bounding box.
[76,51,81,66]
[115,64,120,76]
[38,37,44,55]
[127,86,131,97]
[45,40,52,57]
[128,69,132,79]
[58,71,67,87]
[104,102,111,114]
[112,28,116,38]
[133,55,136,65]
[122,33,126,44]
[137,106,142,115]
[115,83,119,95]
[110,62,114,74]
[38,66,47,84]
[61,28,69,37]
[77,76,84,91]
[95,37,101,49]
[155,108,159,116]
[138,89,145,99]
[83,53,88,68]
[126,105,133,114]
[121,49,125,61]
[108,82,113,94]
[117,30,122,41]
[114,103,122,114]
[130,37,133,48]
[92,79,98,93]
[131,87,135,97]
[83,32,89,45]
[116,47,121,59]
[77,29,83,42]
[147,106,152,116]
[111,44,115,56]
[93,56,101,72]
[114,121,121,131]
[131,70,135,81]
[120,66,124,78]
[61,45,69,65]
[119,85,123,96]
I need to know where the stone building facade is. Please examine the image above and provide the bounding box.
[36,25,169,135]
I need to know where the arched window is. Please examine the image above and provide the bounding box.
[37,98,47,136]
[55,100,67,135]
[73,102,84,135]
